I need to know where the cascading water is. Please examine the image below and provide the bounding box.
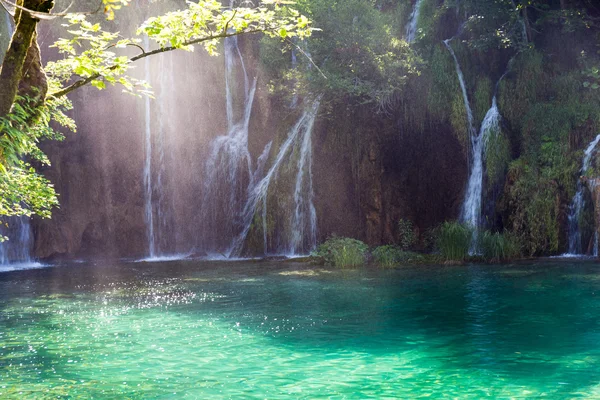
[445,33,509,249]
[406,0,424,43]
[153,53,176,255]
[460,97,501,229]
[228,98,321,257]
[142,38,176,260]
[290,112,318,254]
[0,217,35,267]
[254,141,273,253]
[566,134,600,255]
[199,35,256,253]
[143,37,156,258]
[443,38,476,142]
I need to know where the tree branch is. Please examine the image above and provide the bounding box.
[50,28,265,98]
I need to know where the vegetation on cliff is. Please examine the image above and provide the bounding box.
[265,0,600,256]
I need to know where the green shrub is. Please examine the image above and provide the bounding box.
[477,230,521,262]
[397,219,417,250]
[435,221,473,261]
[312,237,368,268]
[372,245,424,267]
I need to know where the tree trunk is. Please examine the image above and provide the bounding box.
[0,0,53,119]
[18,31,47,108]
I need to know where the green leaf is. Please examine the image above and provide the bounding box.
[91,80,106,89]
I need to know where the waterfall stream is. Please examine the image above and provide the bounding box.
[443,38,476,142]
[566,134,600,255]
[406,0,424,43]
[199,35,256,254]
[445,34,510,249]
[460,97,501,229]
[228,98,321,257]
[0,217,35,267]
[143,37,156,258]
[142,37,176,260]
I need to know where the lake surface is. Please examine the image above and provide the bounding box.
[1,259,600,398]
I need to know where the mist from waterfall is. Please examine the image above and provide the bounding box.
[566,134,600,255]
[406,0,424,43]
[228,98,321,257]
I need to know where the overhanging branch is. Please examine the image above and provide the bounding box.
[49,28,265,98]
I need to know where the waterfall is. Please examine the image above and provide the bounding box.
[445,34,511,248]
[460,97,501,228]
[443,38,476,142]
[142,38,176,260]
[406,0,424,43]
[143,37,156,258]
[566,134,600,255]
[199,35,256,253]
[154,53,176,255]
[0,216,35,267]
[254,141,273,253]
[228,98,321,257]
[290,113,318,254]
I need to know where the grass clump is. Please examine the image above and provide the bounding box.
[435,221,473,262]
[372,245,424,267]
[478,231,521,262]
[312,237,368,268]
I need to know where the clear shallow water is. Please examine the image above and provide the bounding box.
[2,260,600,398]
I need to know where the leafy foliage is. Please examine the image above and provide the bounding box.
[48,1,313,97]
[46,14,150,96]
[262,0,420,108]
[501,159,562,256]
[102,0,130,21]
[312,236,368,268]
[0,92,73,220]
[583,66,600,91]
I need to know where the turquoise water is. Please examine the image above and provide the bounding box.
[2,260,600,398]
